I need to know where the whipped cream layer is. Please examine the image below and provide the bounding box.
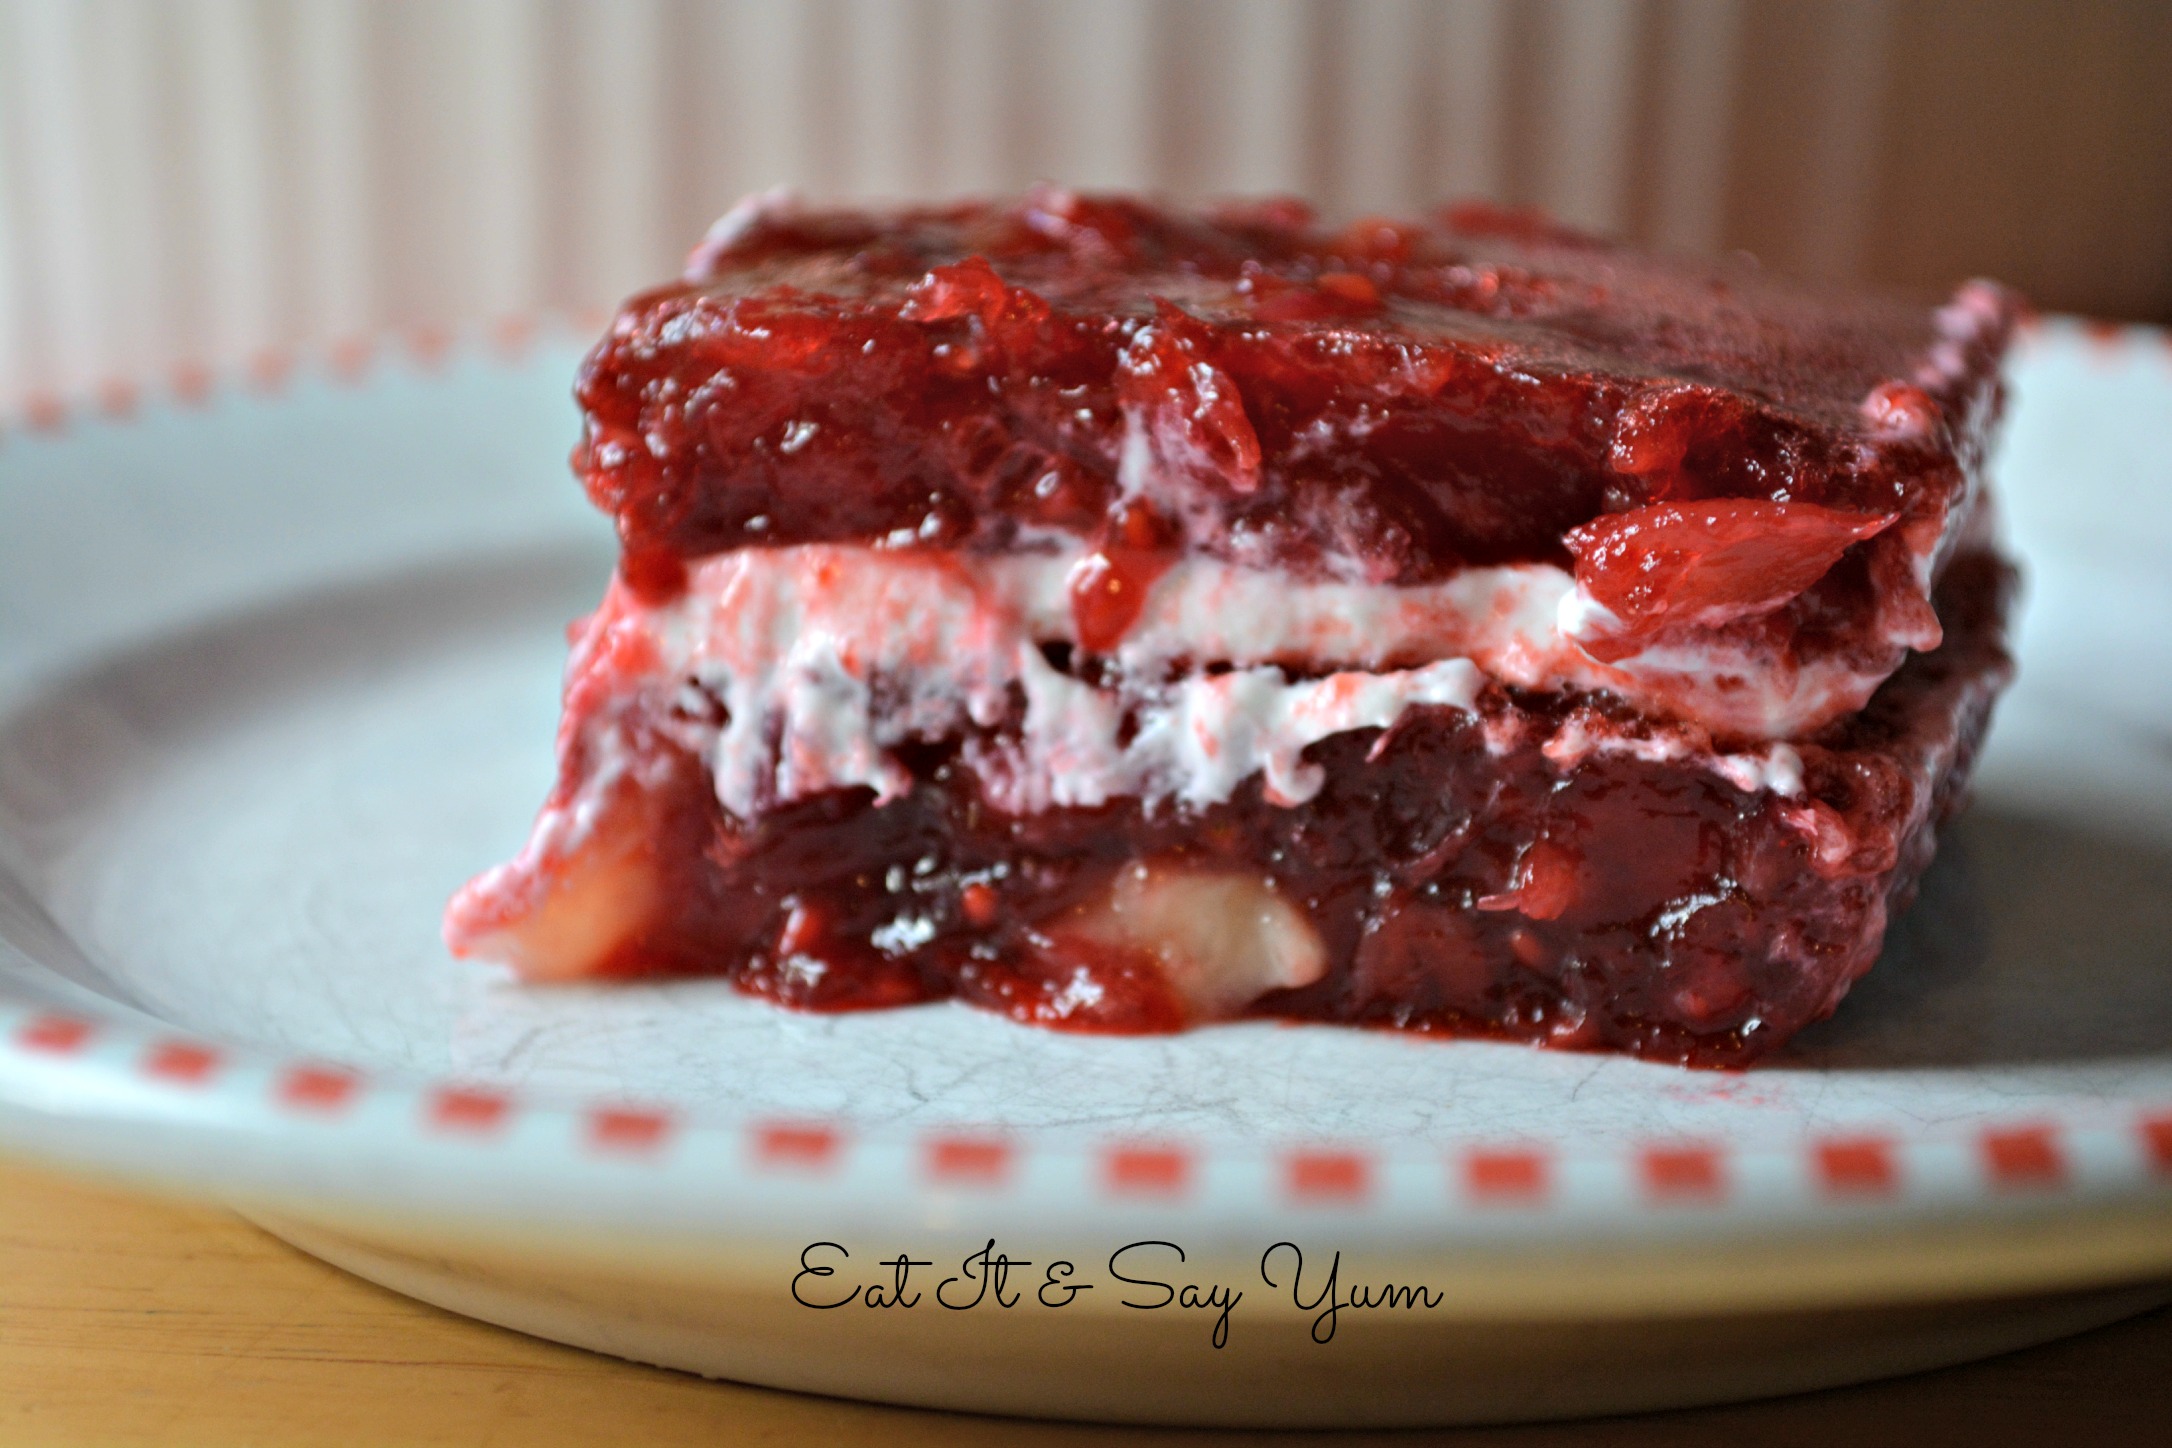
[1010,546,1890,740]
[565,541,1840,824]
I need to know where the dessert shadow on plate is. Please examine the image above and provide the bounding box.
[1780,806,2172,1069]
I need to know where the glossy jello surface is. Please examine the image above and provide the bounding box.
[579,190,2018,604]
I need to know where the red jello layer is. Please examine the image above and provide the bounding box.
[579,191,2018,602]
[450,552,2011,1067]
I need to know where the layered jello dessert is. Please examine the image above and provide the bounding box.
[446,190,2020,1066]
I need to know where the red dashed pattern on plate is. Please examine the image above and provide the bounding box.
[0,312,552,442]
[2143,1116,2172,1175]
[1284,1149,1370,1205]
[277,1064,362,1113]
[1983,1125,2068,1190]
[1,1005,2171,1223]
[142,1040,222,1086]
[750,1121,843,1171]
[1814,1137,1900,1198]
[587,1106,674,1155]
[15,1013,93,1054]
[1638,1144,1727,1204]
[1462,1149,1550,1204]
[924,1134,1013,1188]
[1103,1143,1190,1198]
[428,1085,514,1135]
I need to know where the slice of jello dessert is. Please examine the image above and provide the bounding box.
[446,189,2020,1066]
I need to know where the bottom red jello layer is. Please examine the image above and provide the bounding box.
[451,554,2013,1068]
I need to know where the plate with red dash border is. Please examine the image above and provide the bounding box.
[2,317,2171,1428]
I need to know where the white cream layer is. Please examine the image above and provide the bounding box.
[574,541,1834,823]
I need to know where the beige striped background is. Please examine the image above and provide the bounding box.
[1,0,2167,404]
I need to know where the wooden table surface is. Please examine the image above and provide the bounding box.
[5,1158,2169,1447]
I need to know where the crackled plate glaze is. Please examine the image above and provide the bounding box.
[2,320,2170,1427]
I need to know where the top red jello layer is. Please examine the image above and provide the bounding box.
[576,189,2019,600]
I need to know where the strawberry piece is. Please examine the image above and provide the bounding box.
[900,256,1055,372]
[1476,838,1581,921]
[1315,271,1382,310]
[899,255,1010,322]
[901,255,1052,334]
[1067,545,1171,653]
[1117,301,1262,495]
[1564,498,1896,650]
[959,881,1000,927]
[1066,502,1176,652]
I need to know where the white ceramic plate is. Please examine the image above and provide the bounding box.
[3,321,2171,1427]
